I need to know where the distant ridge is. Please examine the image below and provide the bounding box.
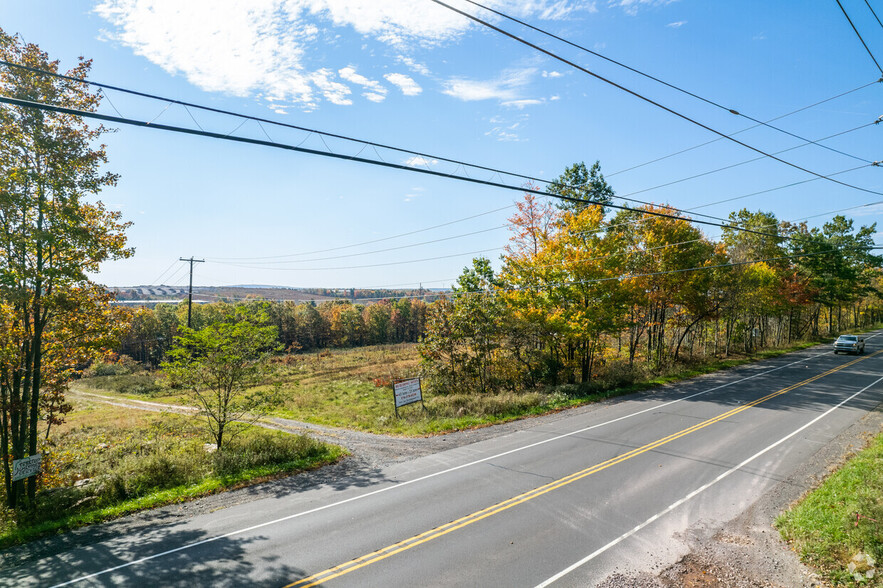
[109,285,448,304]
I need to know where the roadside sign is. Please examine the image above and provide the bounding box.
[393,378,424,417]
[12,454,41,482]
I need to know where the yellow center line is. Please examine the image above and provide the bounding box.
[284,351,879,588]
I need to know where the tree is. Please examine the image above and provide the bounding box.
[0,31,131,510]
[162,307,281,451]
[548,161,614,213]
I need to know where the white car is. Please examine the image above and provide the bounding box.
[833,335,865,355]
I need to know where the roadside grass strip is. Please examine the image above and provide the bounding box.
[777,428,883,586]
[284,352,881,588]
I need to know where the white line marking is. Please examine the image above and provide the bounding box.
[49,346,856,586]
[533,373,883,587]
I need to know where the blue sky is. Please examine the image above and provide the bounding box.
[2,1,881,289]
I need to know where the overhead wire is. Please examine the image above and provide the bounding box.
[149,259,180,286]
[0,95,796,243]
[209,204,515,261]
[2,60,880,231]
[834,0,883,74]
[429,0,883,198]
[2,50,878,293]
[607,79,881,177]
[212,225,508,265]
[866,0,883,29]
[462,0,874,163]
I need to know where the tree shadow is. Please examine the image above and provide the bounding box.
[2,521,317,587]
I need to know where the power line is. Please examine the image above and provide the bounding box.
[209,204,515,261]
[866,0,883,29]
[211,225,507,265]
[462,0,873,163]
[835,0,883,74]
[0,59,553,195]
[606,79,882,177]
[149,259,180,286]
[0,95,792,242]
[609,121,877,202]
[429,0,883,198]
[211,246,503,272]
[3,60,880,229]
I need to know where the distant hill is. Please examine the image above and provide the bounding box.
[110,285,447,305]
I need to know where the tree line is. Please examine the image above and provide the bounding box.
[117,297,430,366]
[418,163,883,395]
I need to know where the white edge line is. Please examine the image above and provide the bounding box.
[49,347,840,586]
[533,372,883,588]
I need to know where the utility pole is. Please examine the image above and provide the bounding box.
[179,257,204,328]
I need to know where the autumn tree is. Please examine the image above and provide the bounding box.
[0,31,131,510]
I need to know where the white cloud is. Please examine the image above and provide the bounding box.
[542,70,564,78]
[384,73,422,96]
[502,99,543,109]
[339,65,387,102]
[484,113,529,142]
[852,203,883,217]
[95,0,592,109]
[485,127,523,142]
[311,68,352,106]
[666,20,686,28]
[609,0,678,16]
[396,55,431,76]
[404,156,438,167]
[443,68,536,102]
[507,1,597,20]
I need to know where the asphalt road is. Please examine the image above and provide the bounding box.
[5,334,883,587]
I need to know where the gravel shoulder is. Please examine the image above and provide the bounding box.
[9,376,883,586]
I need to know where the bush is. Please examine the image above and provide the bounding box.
[212,432,326,478]
[429,391,546,419]
[86,355,140,377]
[97,441,208,504]
[83,373,165,396]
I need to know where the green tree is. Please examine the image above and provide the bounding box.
[162,307,281,451]
[549,161,614,213]
[788,216,881,334]
[0,31,131,510]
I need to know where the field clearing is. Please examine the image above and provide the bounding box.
[76,341,825,436]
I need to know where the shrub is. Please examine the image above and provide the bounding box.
[212,431,326,478]
[83,373,165,396]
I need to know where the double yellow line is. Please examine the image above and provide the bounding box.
[285,351,878,588]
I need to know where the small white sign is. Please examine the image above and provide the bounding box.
[12,454,41,482]
[394,378,422,408]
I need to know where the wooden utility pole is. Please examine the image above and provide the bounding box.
[179,257,204,328]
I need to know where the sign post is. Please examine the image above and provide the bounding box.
[12,454,41,482]
[393,378,425,418]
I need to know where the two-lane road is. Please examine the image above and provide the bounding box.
[5,335,883,587]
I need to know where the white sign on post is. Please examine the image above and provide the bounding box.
[393,378,422,408]
[12,454,41,482]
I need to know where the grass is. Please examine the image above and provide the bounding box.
[0,398,345,548]
[256,339,826,435]
[777,429,883,586]
[74,339,830,437]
